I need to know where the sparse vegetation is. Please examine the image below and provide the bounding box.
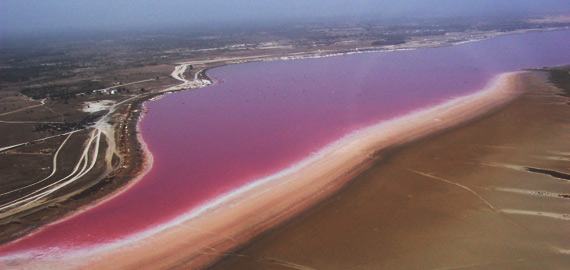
[20,80,106,100]
[2,15,568,103]
[547,66,570,96]
[1,14,569,249]
[33,115,101,133]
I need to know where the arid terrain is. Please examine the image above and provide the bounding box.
[0,14,569,251]
[209,68,570,270]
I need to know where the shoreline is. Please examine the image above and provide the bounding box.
[0,71,527,269]
[210,70,570,270]
[82,72,528,269]
[1,26,566,247]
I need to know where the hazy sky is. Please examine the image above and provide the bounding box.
[2,0,569,33]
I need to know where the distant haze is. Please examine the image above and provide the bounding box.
[1,0,569,34]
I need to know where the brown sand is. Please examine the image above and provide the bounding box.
[210,72,570,269]
[50,72,530,270]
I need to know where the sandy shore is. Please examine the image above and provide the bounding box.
[1,26,568,250]
[0,71,523,269]
[211,72,570,269]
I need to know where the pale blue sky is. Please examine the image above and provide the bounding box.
[1,0,569,33]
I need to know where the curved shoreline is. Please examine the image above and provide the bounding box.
[0,27,565,247]
[0,71,527,269]
[80,72,529,269]
[209,70,570,270]
[1,28,568,269]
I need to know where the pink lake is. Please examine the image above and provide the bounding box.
[1,30,569,254]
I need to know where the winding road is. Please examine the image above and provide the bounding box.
[0,62,210,220]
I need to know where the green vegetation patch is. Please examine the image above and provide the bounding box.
[21,80,106,100]
[547,66,570,97]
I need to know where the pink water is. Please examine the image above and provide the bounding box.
[2,30,569,254]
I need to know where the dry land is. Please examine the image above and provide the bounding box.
[0,14,569,268]
[59,72,539,270]
[209,71,570,270]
